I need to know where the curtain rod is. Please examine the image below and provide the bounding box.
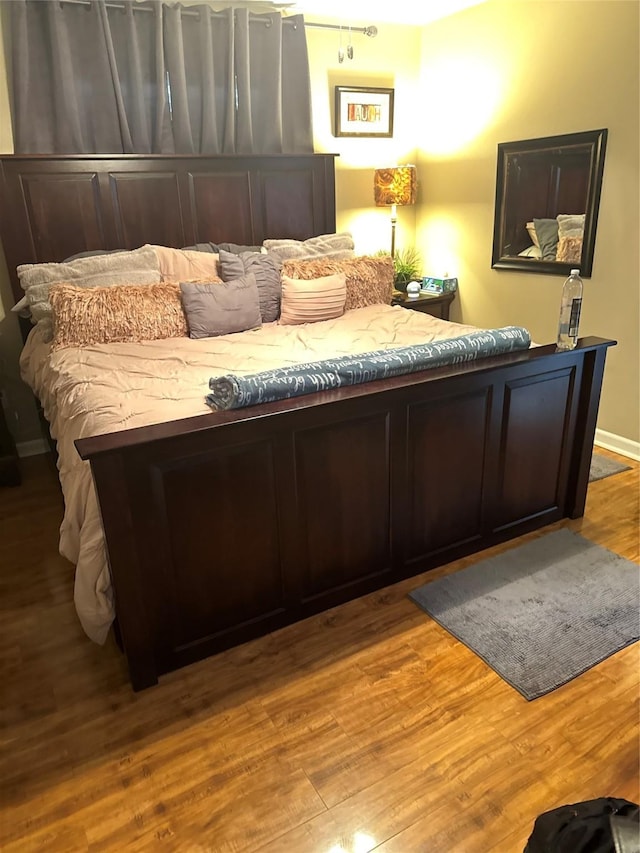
[59,1,378,35]
[303,22,378,36]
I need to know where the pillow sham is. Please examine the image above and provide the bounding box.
[263,232,355,262]
[526,222,540,248]
[556,235,583,264]
[18,245,161,336]
[218,249,282,323]
[557,213,585,237]
[49,281,187,350]
[279,273,347,325]
[282,255,394,311]
[179,275,261,339]
[150,245,221,284]
[532,218,559,261]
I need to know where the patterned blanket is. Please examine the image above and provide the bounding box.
[206,326,531,411]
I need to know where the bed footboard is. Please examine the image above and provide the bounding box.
[77,337,614,690]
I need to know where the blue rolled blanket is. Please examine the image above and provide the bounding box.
[206,326,531,411]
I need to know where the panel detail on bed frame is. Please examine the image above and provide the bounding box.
[155,440,286,652]
[108,171,186,249]
[296,410,393,602]
[17,171,107,263]
[189,171,254,246]
[497,367,576,530]
[406,387,491,559]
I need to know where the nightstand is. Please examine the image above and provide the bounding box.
[391,290,456,320]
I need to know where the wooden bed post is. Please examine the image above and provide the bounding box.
[565,339,616,519]
[89,453,159,690]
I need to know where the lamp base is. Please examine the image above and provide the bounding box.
[390,205,397,258]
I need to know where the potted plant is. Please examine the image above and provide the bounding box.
[392,248,422,292]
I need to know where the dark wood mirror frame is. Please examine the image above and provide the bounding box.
[491,128,608,278]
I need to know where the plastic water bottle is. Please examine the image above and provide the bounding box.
[556,269,583,350]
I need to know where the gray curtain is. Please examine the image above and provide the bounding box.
[9,0,313,155]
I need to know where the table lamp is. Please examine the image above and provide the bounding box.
[373,165,417,258]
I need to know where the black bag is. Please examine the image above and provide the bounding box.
[524,797,640,853]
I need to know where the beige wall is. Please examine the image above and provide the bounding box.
[309,1,640,447]
[415,0,639,446]
[307,0,640,450]
[305,17,422,255]
[1,2,638,448]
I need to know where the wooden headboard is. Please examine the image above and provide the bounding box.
[0,153,337,305]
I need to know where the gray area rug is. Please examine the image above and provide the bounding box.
[589,452,631,482]
[409,529,639,700]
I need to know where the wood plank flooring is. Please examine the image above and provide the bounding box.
[1,449,638,852]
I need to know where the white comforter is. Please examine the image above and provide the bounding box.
[20,304,480,643]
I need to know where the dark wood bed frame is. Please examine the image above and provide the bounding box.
[0,154,615,691]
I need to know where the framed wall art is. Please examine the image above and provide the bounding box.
[334,86,394,138]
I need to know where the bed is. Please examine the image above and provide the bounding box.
[0,154,615,691]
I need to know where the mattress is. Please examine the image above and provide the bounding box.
[20,304,481,644]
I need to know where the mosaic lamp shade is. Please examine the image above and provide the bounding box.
[373,165,417,257]
[374,165,417,207]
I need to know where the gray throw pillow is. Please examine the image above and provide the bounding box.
[218,249,282,323]
[179,275,261,339]
[533,218,559,261]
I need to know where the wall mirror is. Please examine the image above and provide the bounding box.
[491,128,607,277]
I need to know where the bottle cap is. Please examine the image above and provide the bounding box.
[570,269,580,275]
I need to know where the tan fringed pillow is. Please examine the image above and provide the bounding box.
[556,235,583,264]
[279,273,346,325]
[282,255,394,311]
[49,281,188,349]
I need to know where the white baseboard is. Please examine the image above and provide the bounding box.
[594,429,640,461]
[16,438,49,458]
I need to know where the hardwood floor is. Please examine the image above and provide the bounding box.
[1,449,638,852]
